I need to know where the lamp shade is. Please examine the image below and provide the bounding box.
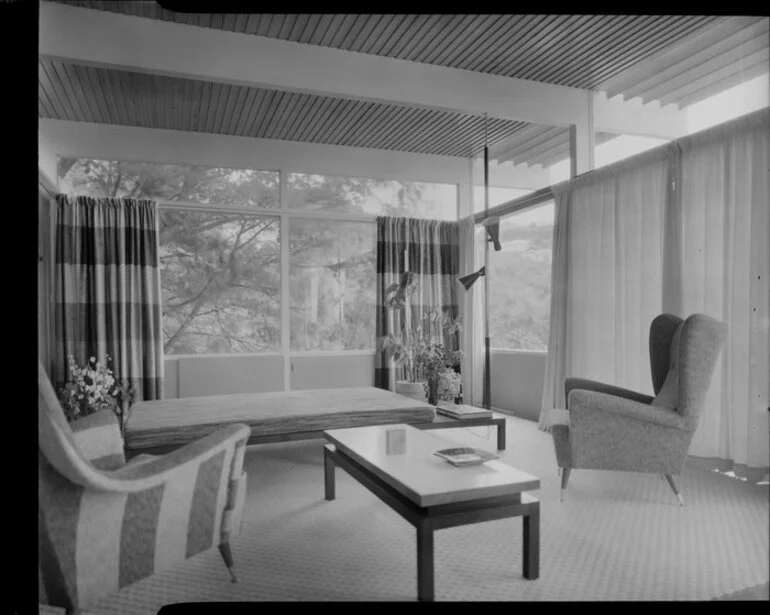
[458,266,486,290]
[483,217,502,252]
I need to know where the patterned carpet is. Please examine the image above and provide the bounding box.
[86,417,769,610]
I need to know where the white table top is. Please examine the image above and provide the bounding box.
[324,423,540,507]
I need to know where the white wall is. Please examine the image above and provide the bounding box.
[291,354,375,390]
[38,128,58,188]
[490,350,546,422]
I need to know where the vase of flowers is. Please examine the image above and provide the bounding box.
[58,354,135,435]
[417,343,464,406]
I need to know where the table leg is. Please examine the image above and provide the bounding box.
[496,419,507,451]
[417,523,435,601]
[523,500,539,579]
[324,445,336,501]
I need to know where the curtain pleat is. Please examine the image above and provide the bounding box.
[539,184,572,430]
[675,108,769,476]
[53,195,164,401]
[375,217,461,391]
[459,217,483,406]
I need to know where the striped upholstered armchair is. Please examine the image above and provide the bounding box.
[551,313,727,505]
[38,362,251,614]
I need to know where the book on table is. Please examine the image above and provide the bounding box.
[434,447,499,467]
[436,404,493,419]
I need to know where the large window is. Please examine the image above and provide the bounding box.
[59,160,437,356]
[482,202,555,351]
[288,173,458,220]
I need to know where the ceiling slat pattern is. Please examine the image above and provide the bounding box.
[38,58,532,158]
[599,16,769,106]
[49,3,724,90]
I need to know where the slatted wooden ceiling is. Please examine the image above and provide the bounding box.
[50,4,723,91]
[38,58,531,158]
[40,4,768,166]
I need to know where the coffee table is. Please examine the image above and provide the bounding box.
[323,424,541,601]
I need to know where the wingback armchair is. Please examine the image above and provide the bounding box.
[551,313,728,505]
[38,362,251,614]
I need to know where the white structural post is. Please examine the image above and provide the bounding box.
[570,90,596,177]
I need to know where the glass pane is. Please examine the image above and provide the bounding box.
[159,210,281,354]
[287,173,457,220]
[486,202,555,350]
[473,186,533,213]
[289,219,376,350]
[59,158,279,208]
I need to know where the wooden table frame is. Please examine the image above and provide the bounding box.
[126,413,508,458]
[323,443,539,602]
[415,414,507,451]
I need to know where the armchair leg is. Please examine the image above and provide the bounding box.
[664,474,684,507]
[219,542,238,583]
[560,468,572,501]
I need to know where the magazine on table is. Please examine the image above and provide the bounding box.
[434,447,499,467]
[436,404,493,419]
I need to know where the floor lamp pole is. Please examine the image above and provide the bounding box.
[483,114,491,410]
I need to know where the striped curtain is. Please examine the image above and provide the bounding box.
[53,195,164,401]
[375,217,461,391]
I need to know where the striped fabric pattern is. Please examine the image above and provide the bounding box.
[38,362,250,613]
[374,217,461,391]
[53,195,164,401]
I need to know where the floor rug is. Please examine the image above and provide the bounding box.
[86,417,769,609]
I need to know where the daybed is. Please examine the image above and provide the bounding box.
[125,386,437,458]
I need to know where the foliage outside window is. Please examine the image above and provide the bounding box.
[289,219,375,351]
[481,202,555,351]
[288,173,458,220]
[159,210,281,354]
[59,158,279,208]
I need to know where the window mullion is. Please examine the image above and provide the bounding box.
[279,169,291,391]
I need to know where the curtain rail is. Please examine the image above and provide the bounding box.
[473,185,554,224]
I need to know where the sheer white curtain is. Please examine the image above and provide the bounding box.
[674,109,769,477]
[539,147,675,429]
[459,217,484,406]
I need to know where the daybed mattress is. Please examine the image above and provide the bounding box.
[124,386,436,452]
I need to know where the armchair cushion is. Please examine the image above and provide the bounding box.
[651,321,684,410]
[70,409,125,470]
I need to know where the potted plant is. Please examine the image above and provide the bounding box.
[58,354,136,435]
[377,271,462,402]
[417,343,464,406]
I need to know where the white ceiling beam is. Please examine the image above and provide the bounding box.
[39,118,471,187]
[593,91,687,139]
[39,2,588,128]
